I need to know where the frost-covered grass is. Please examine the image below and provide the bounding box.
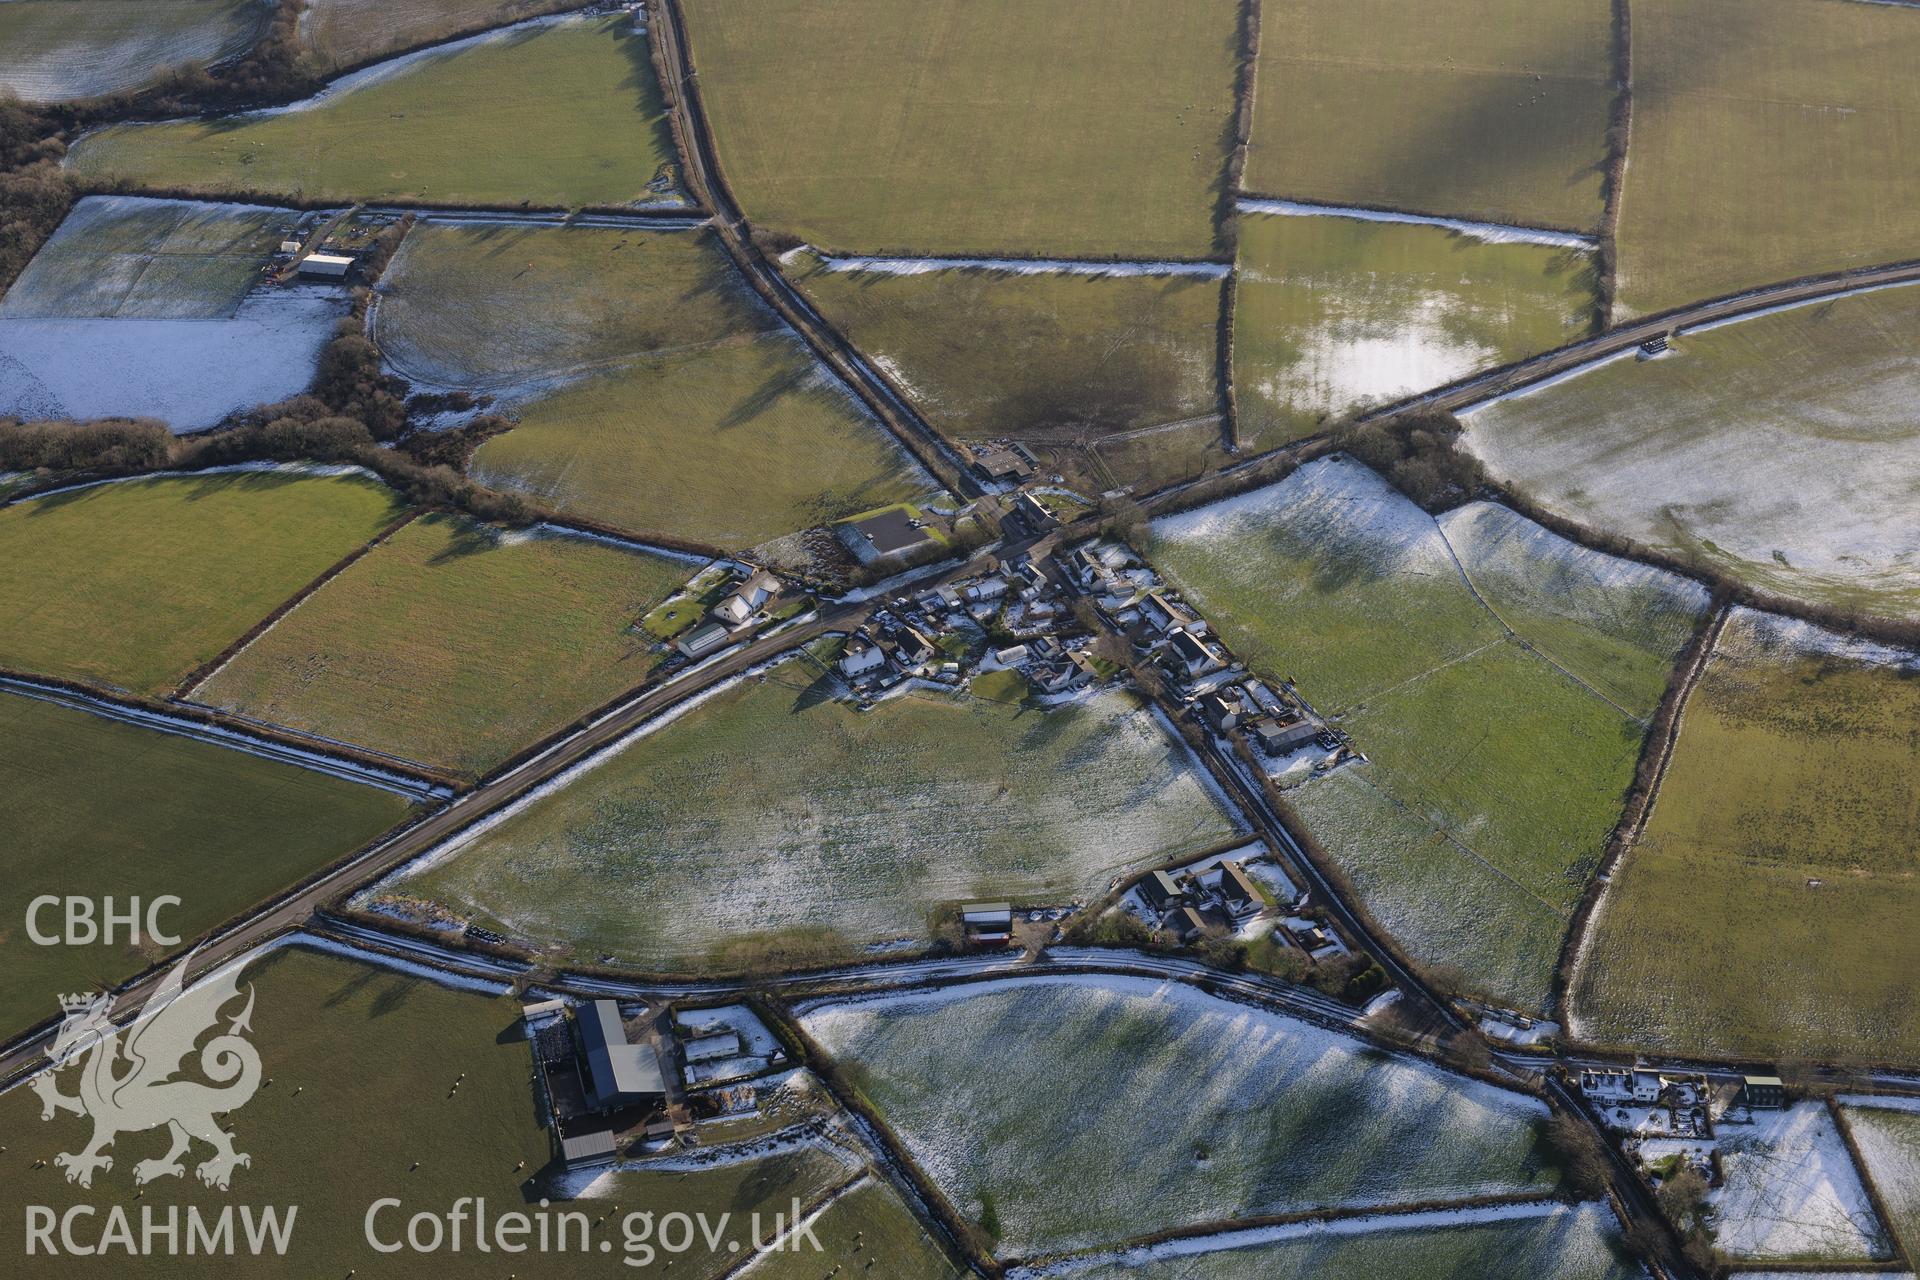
[0,471,408,694]
[1245,0,1613,232]
[1463,282,1920,620]
[299,0,567,70]
[1437,502,1709,718]
[1617,0,1920,315]
[394,658,1243,972]
[68,15,678,207]
[377,220,925,547]
[1289,770,1572,1010]
[198,515,695,777]
[679,0,1238,257]
[373,221,755,390]
[0,291,344,430]
[1573,611,1920,1062]
[1709,1103,1891,1263]
[1843,1105,1920,1260]
[1055,1202,1639,1280]
[0,944,855,1278]
[1149,457,1682,1008]
[801,975,1558,1257]
[470,333,935,548]
[0,0,265,103]
[1235,211,1596,449]
[2,196,286,320]
[0,694,409,1042]
[792,253,1223,443]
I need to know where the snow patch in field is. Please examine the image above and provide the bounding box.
[1710,1102,1891,1262]
[282,934,512,996]
[1153,454,1459,581]
[1237,198,1598,250]
[1010,1199,1579,1277]
[815,253,1230,279]
[0,287,344,431]
[1724,607,1920,673]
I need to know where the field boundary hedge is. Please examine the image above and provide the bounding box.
[1829,1098,1916,1273]
[1595,0,1634,330]
[1547,599,1728,1019]
[170,506,424,701]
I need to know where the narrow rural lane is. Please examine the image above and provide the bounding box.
[649,0,979,499]
[0,604,860,1087]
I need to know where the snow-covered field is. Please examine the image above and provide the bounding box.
[799,974,1556,1256]
[393,667,1244,969]
[1710,1103,1891,1262]
[1460,283,1920,618]
[0,288,344,430]
[0,0,264,103]
[3,196,288,321]
[1840,1103,1920,1259]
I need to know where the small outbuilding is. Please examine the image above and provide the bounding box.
[296,252,355,279]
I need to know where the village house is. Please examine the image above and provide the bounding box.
[711,569,779,628]
[1139,591,1199,636]
[1741,1074,1785,1110]
[680,1028,742,1066]
[1217,860,1262,919]
[1251,717,1321,758]
[839,632,888,678]
[1199,688,1247,733]
[1139,869,1186,914]
[1163,906,1209,943]
[1167,628,1227,680]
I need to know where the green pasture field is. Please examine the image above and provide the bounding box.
[1617,0,1920,315]
[1234,211,1596,449]
[0,693,410,1042]
[1438,501,1709,718]
[0,944,870,1277]
[0,471,409,695]
[1245,0,1614,232]
[197,516,697,778]
[749,1178,965,1280]
[1149,457,1696,1007]
[0,0,265,104]
[1068,1204,1639,1280]
[299,0,569,71]
[67,15,678,208]
[802,975,1557,1256]
[1572,611,1920,1063]
[469,333,934,548]
[1844,1105,1920,1260]
[679,0,1240,257]
[389,655,1241,973]
[1290,768,1574,1009]
[1,196,285,320]
[372,221,760,389]
[1462,284,1920,621]
[792,256,1223,443]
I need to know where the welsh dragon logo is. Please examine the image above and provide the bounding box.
[30,952,263,1191]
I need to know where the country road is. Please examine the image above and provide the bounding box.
[650,0,979,501]
[0,603,857,1087]
[1369,257,1920,419]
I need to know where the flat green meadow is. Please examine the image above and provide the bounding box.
[0,693,410,1042]
[68,15,679,208]
[0,471,409,695]
[198,516,697,778]
[680,0,1241,257]
[1573,611,1920,1063]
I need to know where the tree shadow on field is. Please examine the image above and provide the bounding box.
[715,362,803,431]
[613,20,683,188]
[423,513,507,564]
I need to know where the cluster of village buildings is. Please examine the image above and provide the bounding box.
[1579,1065,1787,1185]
